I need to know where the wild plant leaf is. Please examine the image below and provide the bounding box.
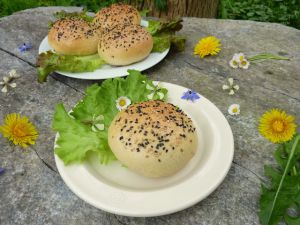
[259,135,300,225]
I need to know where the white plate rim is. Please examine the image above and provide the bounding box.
[54,82,234,217]
[38,20,170,80]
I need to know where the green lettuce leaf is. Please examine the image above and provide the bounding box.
[147,18,186,53]
[36,51,106,83]
[53,104,115,164]
[53,70,168,165]
[147,18,183,36]
[259,135,300,225]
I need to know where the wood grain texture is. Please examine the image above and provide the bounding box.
[128,0,219,18]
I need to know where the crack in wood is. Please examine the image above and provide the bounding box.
[0,47,84,94]
[0,47,36,67]
[30,146,57,173]
[232,160,265,182]
[184,60,227,78]
[113,214,129,225]
[264,86,300,102]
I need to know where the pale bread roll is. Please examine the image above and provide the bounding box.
[108,100,198,178]
[48,18,99,55]
[98,24,153,65]
[93,3,141,29]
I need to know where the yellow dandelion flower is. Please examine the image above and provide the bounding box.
[194,36,221,58]
[0,113,38,147]
[259,109,296,143]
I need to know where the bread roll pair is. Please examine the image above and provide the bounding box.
[48,3,153,65]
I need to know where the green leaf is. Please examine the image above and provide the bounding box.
[139,9,149,17]
[259,135,300,225]
[285,212,300,225]
[248,53,290,62]
[53,70,168,165]
[36,51,106,83]
[147,18,186,53]
[52,104,115,165]
[147,18,183,36]
[151,35,171,53]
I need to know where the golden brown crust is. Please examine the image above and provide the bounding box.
[93,3,141,29]
[48,18,99,55]
[98,24,153,65]
[108,100,198,178]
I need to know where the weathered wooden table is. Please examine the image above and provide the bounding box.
[0,7,299,225]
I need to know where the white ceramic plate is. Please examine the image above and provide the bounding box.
[38,20,169,80]
[54,82,234,217]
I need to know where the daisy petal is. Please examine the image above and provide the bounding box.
[94,123,104,131]
[233,85,239,91]
[228,90,235,95]
[147,92,154,100]
[1,86,8,93]
[146,84,154,90]
[3,77,9,83]
[95,115,104,121]
[157,92,164,99]
[222,84,230,90]
[9,83,17,88]
[228,78,234,85]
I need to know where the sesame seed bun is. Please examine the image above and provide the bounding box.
[93,3,141,29]
[98,24,153,65]
[48,18,99,56]
[108,100,198,178]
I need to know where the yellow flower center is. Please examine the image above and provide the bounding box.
[239,56,244,61]
[241,60,247,66]
[232,107,238,113]
[233,60,238,66]
[119,99,126,107]
[272,120,284,132]
[13,123,27,137]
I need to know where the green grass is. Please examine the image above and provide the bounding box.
[0,0,118,17]
[218,0,300,29]
[0,0,299,29]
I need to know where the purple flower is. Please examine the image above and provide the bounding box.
[18,43,32,53]
[181,90,200,102]
[0,167,5,175]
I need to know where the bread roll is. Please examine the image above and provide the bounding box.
[93,3,141,29]
[108,100,198,178]
[48,18,99,55]
[98,24,153,65]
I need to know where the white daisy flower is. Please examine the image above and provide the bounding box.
[0,70,20,93]
[234,53,246,62]
[222,78,239,95]
[228,104,240,115]
[116,96,131,111]
[146,82,165,100]
[229,58,239,68]
[229,53,250,69]
[240,60,250,69]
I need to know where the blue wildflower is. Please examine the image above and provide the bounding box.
[181,90,200,102]
[0,167,5,175]
[18,43,32,53]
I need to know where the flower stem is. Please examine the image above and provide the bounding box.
[248,53,289,62]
